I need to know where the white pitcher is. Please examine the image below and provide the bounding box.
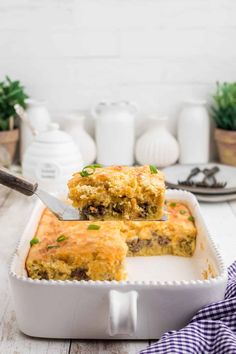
[64,113,96,166]
[178,99,210,164]
[93,101,136,166]
[20,99,51,161]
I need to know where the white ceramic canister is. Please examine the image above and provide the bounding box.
[22,123,83,194]
[135,116,179,168]
[178,100,210,164]
[64,113,96,166]
[93,101,136,166]
[20,99,51,161]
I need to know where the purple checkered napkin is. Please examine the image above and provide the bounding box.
[140,261,236,354]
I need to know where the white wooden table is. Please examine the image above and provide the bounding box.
[0,186,236,354]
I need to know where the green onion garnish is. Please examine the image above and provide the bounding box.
[179,210,186,215]
[57,235,67,242]
[87,224,100,230]
[188,216,195,223]
[47,245,60,250]
[170,202,176,207]
[149,165,158,174]
[30,237,39,246]
[88,164,102,168]
[80,168,94,177]
[80,164,102,177]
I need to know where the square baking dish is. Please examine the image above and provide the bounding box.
[9,190,227,339]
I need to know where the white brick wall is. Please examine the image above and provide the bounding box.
[0,0,235,135]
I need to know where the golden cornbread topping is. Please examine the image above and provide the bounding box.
[68,165,165,221]
[26,201,197,281]
[27,211,127,281]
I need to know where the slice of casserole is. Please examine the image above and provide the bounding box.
[123,201,196,257]
[26,209,127,281]
[68,165,165,221]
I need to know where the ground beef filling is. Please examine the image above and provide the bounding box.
[138,203,149,217]
[127,233,172,253]
[70,268,89,280]
[156,235,171,246]
[81,200,158,220]
[112,203,124,214]
[81,205,106,219]
[82,204,125,219]
[128,238,153,252]
[29,266,90,281]
[179,239,193,255]
[127,235,194,255]
[36,270,49,280]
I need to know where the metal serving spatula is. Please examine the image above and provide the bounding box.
[0,167,167,221]
[0,167,80,221]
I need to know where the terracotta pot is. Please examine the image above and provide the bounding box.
[0,128,19,165]
[215,128,236,166]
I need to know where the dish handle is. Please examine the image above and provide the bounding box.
[107,290,138,336]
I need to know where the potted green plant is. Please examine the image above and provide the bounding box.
[0,76,28,165]
[212,82,236,166]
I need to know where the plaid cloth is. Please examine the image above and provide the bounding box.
[140,261,236,354]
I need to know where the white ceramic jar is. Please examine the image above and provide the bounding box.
[64,113,96,166]
[178,100,210,164]
[93,101,136,166]
[22,123,83,194]
[135,116,179,167]
[20,99,51,161]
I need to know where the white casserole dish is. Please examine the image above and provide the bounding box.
[9,190,227,339]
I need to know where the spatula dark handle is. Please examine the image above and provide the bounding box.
[0,167,38,196]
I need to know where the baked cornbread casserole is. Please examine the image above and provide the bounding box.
[26,201,197,281]
[68,165,165,221]
[26,209,127,281]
